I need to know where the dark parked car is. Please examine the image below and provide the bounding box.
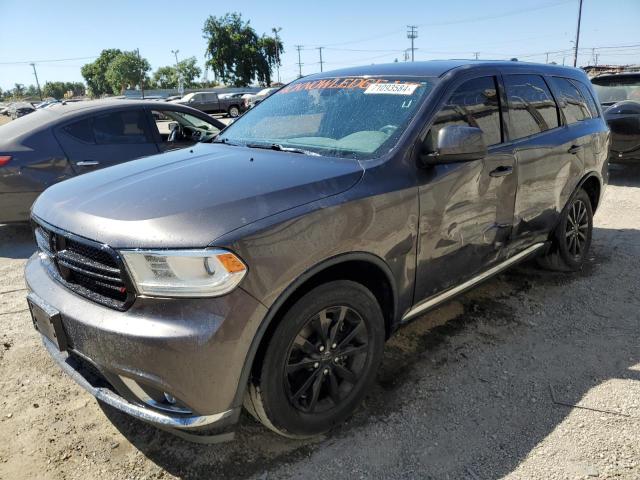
[26,60,608,440]
[591,72,640,163]
[0,100,224,223]
[170,91,244,117]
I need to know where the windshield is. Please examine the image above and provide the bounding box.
[218,76,436,160]
[180,93,195,102]
[592,77,640,104]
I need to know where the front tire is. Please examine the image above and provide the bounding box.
[537,188,593,271]
[245,280,385,438]
[228,105,240,118]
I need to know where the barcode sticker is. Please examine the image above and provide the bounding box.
[364,83,418,95]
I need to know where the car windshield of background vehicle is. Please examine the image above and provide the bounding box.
[591,77,640,105]
[217,77,437,160]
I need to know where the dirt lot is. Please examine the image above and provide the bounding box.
[0,116,11,127]
[0,166,639,480]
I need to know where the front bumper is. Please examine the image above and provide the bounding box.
[25,253,268,430]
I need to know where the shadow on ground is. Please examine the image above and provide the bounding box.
[99,224,640,479]
[0,223,35,260]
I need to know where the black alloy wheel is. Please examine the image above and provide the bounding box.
[244,280,385,438]
[565,198,589,260]
[284,305,369,414]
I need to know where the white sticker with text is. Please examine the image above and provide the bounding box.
[364,83,418,95]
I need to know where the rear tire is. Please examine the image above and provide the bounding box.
[537,188,593,272]
[244,280,385,438]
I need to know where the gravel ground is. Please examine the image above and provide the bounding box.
[0,165,638,480]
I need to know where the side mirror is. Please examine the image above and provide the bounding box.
[420,125,487,165]
[168,122,178,131]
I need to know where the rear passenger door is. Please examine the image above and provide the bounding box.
[55,108,159,174]
[502,74,569,247]
[503,74,595,248]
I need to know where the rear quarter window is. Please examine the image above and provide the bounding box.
[572,80,600,118]
[63,118,95,143]
[548,77,592,124]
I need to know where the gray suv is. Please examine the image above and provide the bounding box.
[25,60,609,439]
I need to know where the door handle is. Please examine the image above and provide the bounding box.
[76,160,100,166]
[568,145,583,155]
[489,165,513,177]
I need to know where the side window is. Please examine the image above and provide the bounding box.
[92,110,152,145]
[430,76,502,147]
[63,118,95,143]
[504,74,559,140]
[548,77,591,124]
[571,79,600,119]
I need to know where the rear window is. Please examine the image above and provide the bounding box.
[549,77,591,124]
[92,110,152,144]
[504,74,559,140]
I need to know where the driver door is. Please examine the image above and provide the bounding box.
[414,74,517,301]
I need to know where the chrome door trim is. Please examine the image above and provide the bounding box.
[402,242,545,322]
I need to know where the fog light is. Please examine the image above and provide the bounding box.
[164,392,177,404]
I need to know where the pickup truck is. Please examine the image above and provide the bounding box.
[171,92,243,118]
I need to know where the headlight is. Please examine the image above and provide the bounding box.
[120,249,247,298]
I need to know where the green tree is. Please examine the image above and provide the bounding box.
[42,81,66,99]
[81,49,123,96]
[203,12,283,87]
[25,84,39,98]
[105,51,151,94]
[153,57,202,89]
[153,65,176,89]
[13,83,25,98]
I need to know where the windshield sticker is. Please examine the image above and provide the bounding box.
[278,78,421,94]
[364,83,418,95]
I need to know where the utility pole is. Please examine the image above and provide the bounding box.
[272,27,282,83]
[295,45,303,78]
[573,0,583,67]
[406,25,418,62]
[29,63,42,100]
[473,52,480,60]
[317,47,324,72]
[545,52,549,64]
[171,49,184,95]
[136,48,145,99]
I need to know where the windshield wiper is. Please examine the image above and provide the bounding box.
[245,142,320,156]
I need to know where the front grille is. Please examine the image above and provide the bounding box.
[33,220,134,310]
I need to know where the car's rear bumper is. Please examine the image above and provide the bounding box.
[25,253,268,430]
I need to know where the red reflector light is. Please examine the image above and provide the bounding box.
[0,156,11,166]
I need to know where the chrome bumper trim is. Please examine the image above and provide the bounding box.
[43,338,236,430]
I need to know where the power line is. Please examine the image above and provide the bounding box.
[0,56,97,65]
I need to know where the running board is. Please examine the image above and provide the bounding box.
[401,242,545,323]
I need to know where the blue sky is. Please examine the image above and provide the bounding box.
[0,0,638,91]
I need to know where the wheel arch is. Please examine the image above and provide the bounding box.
[577,172,602,213]
[231,251,398,408]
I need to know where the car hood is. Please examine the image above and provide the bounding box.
[32,143,363,248]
